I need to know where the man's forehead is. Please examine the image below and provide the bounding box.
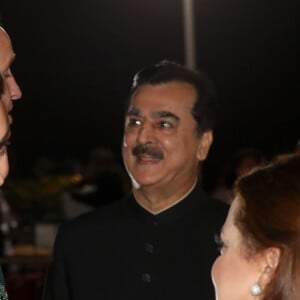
[0,52,15,74]
[0,28,11,48]
[0,31,15,72]
[127,106,180,120]
[127,99,194,118]
[131,82,196,106]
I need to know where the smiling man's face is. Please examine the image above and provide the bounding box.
[122,81,212,191]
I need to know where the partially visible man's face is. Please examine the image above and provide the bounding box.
[122,81,212,190]
[0,27,22,123]
[0,101,10,185]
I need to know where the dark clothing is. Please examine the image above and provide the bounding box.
[43,187,228,300]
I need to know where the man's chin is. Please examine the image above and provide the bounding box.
[129,173,151,190]
[127,164,163,189]
[130,175,159,189]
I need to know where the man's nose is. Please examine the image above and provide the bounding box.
[8,74,22,100]
[137,123,154,145]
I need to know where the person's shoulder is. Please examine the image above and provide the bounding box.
[206,195,229,212]
[194,188,228,212]
[199,191,229,224]
[186,188,228,232]
[56,197,130,242]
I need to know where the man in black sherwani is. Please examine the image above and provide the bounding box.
[43,60,227,300]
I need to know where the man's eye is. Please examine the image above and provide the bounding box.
[159,120,172,128]
[128,118,142,127]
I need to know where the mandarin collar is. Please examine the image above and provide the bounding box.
[129,186,209,225]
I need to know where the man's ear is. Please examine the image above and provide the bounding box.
[196,130,213,161]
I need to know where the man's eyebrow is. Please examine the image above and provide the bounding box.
[126,107,140,116]
[151,111,180,121]
[126,108,180,121]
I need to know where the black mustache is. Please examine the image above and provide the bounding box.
[132,144,164,160]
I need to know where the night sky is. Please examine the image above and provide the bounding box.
[0,0,299,183]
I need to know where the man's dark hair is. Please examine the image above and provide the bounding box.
[128,60,217,134]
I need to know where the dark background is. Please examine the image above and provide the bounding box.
[0,0,299,186]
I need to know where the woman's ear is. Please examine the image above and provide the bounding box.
[259,247,281,289]
[266,247,281,269]
[197,130,213,161]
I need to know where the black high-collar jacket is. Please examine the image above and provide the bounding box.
[43,186,228,300]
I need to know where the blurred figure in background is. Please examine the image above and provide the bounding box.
[70,147,124,207]
[293,139,300,153]
[62,147,125,219]
[211,153,300,300]
[212,147,265,205]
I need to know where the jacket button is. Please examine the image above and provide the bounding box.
[145,243,154,254]
[141,273,151,283]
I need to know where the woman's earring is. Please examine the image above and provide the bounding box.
[250,283,262,296]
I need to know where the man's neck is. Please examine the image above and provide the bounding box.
[133,178,197,214]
